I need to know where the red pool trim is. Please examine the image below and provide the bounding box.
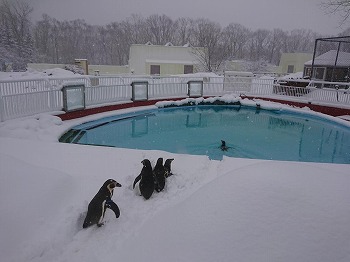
[244,96,350,117]
[58,98,184,121]
[57,96,350,121]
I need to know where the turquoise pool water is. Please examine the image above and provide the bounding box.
[60,105,350,163]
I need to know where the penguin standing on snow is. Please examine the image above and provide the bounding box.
[164,158,174,178]
[133,159,155,200]
[153,157,166,192]
[83,179,121,228]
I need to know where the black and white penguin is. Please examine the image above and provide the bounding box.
[164,158,174,178]
[83,179,121,228]
[220,140,230,151]
[133,159,155,200]
[153,157,166,192]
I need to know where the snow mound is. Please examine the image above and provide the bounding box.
[0,68,76,80]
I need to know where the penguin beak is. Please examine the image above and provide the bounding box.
[109,182,121,188]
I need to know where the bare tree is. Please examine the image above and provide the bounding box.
[248,29,270,61]
[174,17,194,46]
[104,22,131,65]
[191,19,230,72]
[322,1,350,24]
[267,28,287,65]
[120,14,148,44]
[285,29,316,53]
[30,13,330,72]
[222,23,251,60]
[0,0,33,70]
[145,14,176,45]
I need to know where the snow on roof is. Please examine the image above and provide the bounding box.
[304,50,350,67]
[0,68,76,80]
[279,71,304,80]
[172,72,220,77]
[145,59,197,64]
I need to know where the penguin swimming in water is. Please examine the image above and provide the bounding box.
[153,158,166,192]
[133,159,155,200]
[164,158,174,178]
[220,140,230,151]
[83,179,121,228]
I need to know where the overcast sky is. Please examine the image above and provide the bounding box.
[30,0,346,35]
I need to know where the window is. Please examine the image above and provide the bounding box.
[304,67,312,78]
[287,65,294,73]
[325,67,349,82]
[313,67,325,80]
[184,65,194,74]
[150,65,160,75]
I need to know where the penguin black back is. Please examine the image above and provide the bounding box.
[164,158,174,178]
[138,159,155,200]
[83,179,121,228]
[220,140,229,151]
[153,157,166,192]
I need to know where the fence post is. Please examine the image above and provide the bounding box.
[45,79,55,111]
[0,93,4,122]
[131,81,148,101]
[62,83,86,112]
[187,81,203,97]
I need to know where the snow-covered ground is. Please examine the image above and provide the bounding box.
[0,68,77,80]
[1,69,350,262]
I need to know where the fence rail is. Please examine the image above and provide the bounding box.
[1,75,349,121]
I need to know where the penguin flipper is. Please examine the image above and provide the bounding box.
[106,200,120,218]
[132,174,142,189]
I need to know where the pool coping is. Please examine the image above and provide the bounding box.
[56,95,350,121]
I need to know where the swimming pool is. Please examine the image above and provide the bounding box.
[60,105,350,163]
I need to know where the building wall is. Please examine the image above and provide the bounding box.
[129,44,203,75]
[278,53,312,74]
[88,65,129,75]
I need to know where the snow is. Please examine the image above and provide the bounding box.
[0,68,77,81]
[279,71,304,80]
[304,50,350,67]
[1,69,350,262]
[338,115,350,121]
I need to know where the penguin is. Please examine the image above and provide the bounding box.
[133,159,155,200]
[220,140,230,151]
[164,158,174,178]
[83,179,121,228]
[153,157,166,192]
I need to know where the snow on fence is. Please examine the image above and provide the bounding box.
[0,75,349,121]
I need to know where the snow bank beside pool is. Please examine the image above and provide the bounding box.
[155,94,350,127]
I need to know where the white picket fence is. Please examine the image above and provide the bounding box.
[0,75,349,121]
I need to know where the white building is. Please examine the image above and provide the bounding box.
[128,43,205,76]
[278,53,312,75]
